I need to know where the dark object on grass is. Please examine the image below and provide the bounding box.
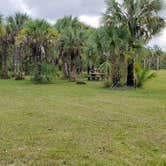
[76,81,87,85]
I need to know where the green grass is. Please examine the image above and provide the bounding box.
[0,70,165,166]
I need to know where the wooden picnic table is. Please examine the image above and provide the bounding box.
[88,72,108,81]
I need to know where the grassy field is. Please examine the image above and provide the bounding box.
[0,70,165,166]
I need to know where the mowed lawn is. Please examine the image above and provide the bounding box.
[0,71,165,166]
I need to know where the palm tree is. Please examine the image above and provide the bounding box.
[83,30,99,75]
[104,0,165,86]
[0,16,6,37]
[16,19,58,82]
[55,16,86,81]
[96,26,129,87]
[6,12,30,79]
[0,15,5,71]
[0,15,9,79]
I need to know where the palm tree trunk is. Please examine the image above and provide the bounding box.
[1,44,9,79]
[13,46,17,76]
[63,62,68,78]
[143,59,146,69]
[62,54,70,80]
[87,61,91,75]
[15,46,24,80]
[24,48,31,75]
[111,55,121,87]
[111,67,121,87]
[0,54,2,71]
[33,46,42,82]
[127,59,134,87]
[70,66,77,81]
[148,58,151,70]
[70,52,77,82]
[156,56,160,70]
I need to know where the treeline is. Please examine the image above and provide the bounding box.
[0,0,165,87]
[140,46,166,70]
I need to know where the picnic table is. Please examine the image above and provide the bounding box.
[88,72,107,81]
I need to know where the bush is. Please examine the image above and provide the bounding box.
[0,70,10,79]
[134,64,156,88]
[31,63,59,84]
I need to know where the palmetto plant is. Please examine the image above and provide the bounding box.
[104,0,165,87]
[134,63,156,87]
[16,19,58,83]
[99,60,111,75]
[40,63,59,83]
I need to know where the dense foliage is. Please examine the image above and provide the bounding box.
[0,0,165,87]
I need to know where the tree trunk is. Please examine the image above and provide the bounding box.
[111,66,121,87]
[111,56,121,87]
[13,46,17,76]
[69,52,77,82]
[0,54,2,71]
[148,58,151,70]
[70,62,77,81]
[15,46,24,80]
[112,65,121,87]
[156,56,160,70]
[62,54,70,80]
[143,59,146,69]
[33,46,42,82]
[1,45,9,79]
[63,62,69,79]
[24,48,32,75]
[127,59,134,87]
[87,62,91,75]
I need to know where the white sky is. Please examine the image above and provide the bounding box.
[0,0,166,51]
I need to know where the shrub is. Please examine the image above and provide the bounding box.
[134,64,156,88]
[31,63,59,84]
[0,70,10,79]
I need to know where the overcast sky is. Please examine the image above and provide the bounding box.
[0,0,166,50]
